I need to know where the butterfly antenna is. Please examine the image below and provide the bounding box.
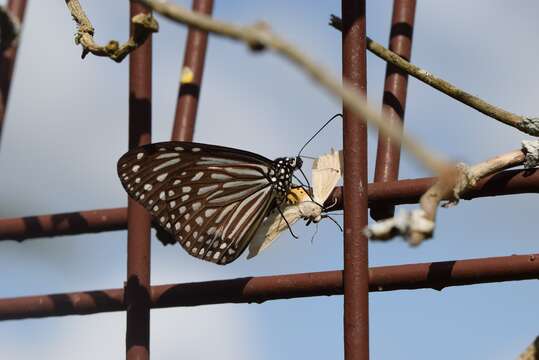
[297,167,312,194]
[322,214,343,232]
[297,113,343,158]
[310,223,319,244]
[276,205,299,239]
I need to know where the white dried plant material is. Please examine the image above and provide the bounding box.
[521,139,539,168]
[248,149,343,259]
[364,209,434,243]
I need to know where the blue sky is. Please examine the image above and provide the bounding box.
[0,1,537,359]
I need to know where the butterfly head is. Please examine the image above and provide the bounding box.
[271,157,302,175]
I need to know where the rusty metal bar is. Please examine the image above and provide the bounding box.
[371,0,416,221]
[0,0,28,146]
[341,0,369,358]
[126,3,152,359]
[0,207,126,241]
[1,253,537,321]
[170,0,213,141]
[1,168,537,241]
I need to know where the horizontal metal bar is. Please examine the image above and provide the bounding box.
[1,253,537,321]
[0,169,536,241]
[0,207,127,241]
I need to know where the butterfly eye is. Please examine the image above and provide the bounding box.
[289,158,296,167]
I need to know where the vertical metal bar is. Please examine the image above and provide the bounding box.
[126,3,152,360]
[341,0,369,359]
[0,0,28,146]
[370,0,416,220]
[171,0,214,141]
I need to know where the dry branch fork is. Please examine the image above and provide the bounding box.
[65,0,158,62]
[366,140,539,244]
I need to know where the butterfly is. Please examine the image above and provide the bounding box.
[247,149,343,258]
[117,141,302,265]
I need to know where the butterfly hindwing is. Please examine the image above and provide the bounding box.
[118,141,281,264]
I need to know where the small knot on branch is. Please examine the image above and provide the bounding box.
[105,40,120,53]
[245,21,271,52]
[131,12,159,42]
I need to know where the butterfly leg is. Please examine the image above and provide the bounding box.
[276,205,299,239]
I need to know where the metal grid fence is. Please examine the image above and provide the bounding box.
[0,1,538,359]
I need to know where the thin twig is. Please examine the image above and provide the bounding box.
[367,141,538,245]
[0,5,19,51]
[330,15,539,136]
[133,0,447,175]
[65,0,158,63]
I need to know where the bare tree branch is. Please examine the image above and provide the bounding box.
[65,0,158,63]
[133,0,448,175]
[330,15,539,136]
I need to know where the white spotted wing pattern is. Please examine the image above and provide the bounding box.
[118,141,302,264]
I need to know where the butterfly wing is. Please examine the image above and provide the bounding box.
[117,141,277,264]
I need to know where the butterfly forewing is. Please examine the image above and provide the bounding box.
[117,141,285,264]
